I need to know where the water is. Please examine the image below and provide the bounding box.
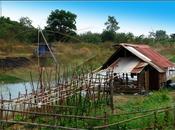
[0,82,38,100]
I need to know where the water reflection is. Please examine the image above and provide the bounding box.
[0,82,37,100]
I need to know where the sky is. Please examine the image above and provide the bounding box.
[1,1,175,36]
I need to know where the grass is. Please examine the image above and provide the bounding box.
[117,90,172,111]
[0,74,25,83]
[9,89,175,129]
[109,89,174,129]
[0,65,39,83]
[0,42,114,83]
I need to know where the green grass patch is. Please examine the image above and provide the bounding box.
[10,90,175,129]
[109,90,173,129]
[118,90,172,112]
[0,74,25,83]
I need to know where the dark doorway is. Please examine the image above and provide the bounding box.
[149,68,159,90]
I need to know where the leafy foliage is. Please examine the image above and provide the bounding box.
[0,16,37,43]
[19,17,33,28]
[1,13,175,45]
[45,9,77,42]
[105,16,120,32]
[155,30,168,41]
[79,31,102,43]
[101,16,119,42]
[115,32,134,43]
[101,30,116,42]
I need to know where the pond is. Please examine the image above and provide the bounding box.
[0,82,38,100]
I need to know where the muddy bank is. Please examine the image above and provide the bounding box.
[0,57,31,69]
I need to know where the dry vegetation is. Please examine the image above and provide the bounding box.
[0,42,175,83]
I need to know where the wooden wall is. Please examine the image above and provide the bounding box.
[138,68,166,91]
[138,71,146,92]
[159,72,166,89]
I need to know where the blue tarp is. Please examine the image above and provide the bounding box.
[37,44,49,56]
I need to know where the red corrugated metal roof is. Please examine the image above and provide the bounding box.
[131,62,148,73]
[122,44,174,69]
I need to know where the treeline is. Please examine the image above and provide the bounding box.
[79,30,175,44]
[0,17,37,43]
[0,9,175,44]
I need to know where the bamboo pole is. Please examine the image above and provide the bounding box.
[0,119,86,130]
[0,108,106,120]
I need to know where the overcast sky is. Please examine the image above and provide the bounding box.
[1,1,175,36]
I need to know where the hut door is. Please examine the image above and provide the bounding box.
[145,70,149,90]
[149,69,159,90]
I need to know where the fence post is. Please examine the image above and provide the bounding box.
[174,105,175,128]
[0,97,3,130]
[164,107,169,128]
[103,111,108,130]
[0,99,3,120]
[154,111,158,130]
[109,72,114,113]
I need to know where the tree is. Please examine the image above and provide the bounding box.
[45,9,77,42]
[115,33,127,43]
[19,17,33,28]
[134,35,145,43]
[105,16,120,32]
[148,31,156,38]
[170,34,175,40]
[0,16,37,43]
[79,31,102,44]
[102,16,120,42]
[155,30,168,41]
[126,32,134,42]
[101,30,116,42]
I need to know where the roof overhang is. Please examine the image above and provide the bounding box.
[100,57,147,74]
[121,44,165,72]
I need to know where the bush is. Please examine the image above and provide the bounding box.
[79,32,102,44]
[0,16,37,43]
[101,30,116,42]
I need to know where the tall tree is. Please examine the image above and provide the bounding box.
[105,16,120,32]
[101,30,116,42]
[45,9,77,42]
[79,31,102,44]
[148,31,156,38]
[0,16,37,43]
[155,30,168,41]
[170,33,175,40]
[102,16,120,42]
[126,32,134,42]
[135,35,145,43]
[19,17,33,28]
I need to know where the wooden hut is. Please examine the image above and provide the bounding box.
[97,43,175,93]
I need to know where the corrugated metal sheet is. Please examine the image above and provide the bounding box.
[99,57,147,74]
[135,46,174,68]
[122,44,174,69]
[124,46,151,62]
[100,43,174,74]
[121,44,166,72]
[131,62,148,73]
[107,57,141,73]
